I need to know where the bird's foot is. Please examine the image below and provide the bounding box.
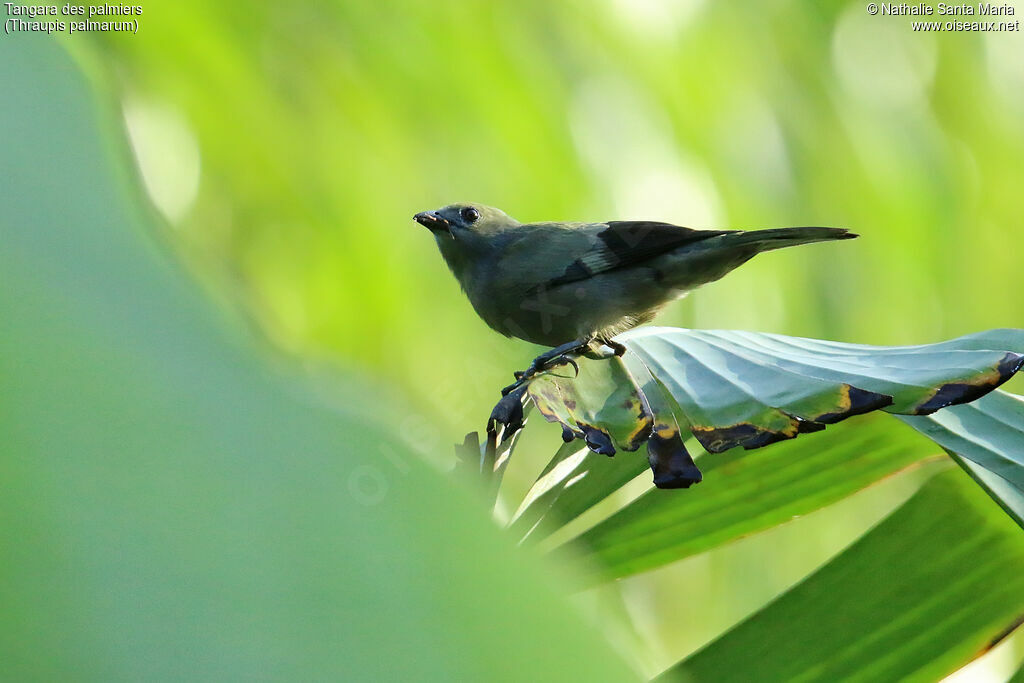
[500,380,524,397]
[501,338,591,396]
[545,354,580,376]
[501,355,578,395]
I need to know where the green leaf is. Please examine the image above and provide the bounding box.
[504,325,1024,541]
[560,415,944,583]
[899,390,1024,528]
[509,326,1024,544]
[0,37,636,682]
[623,327,1023,454]
[537,391,1024,586]
[529,352,652,454]
[456,397,531,507]
[507,441,649,544]
[662,469,1024,683]
[510,351,695,543]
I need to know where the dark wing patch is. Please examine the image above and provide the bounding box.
[546,221,731,289]
[600,222,728,265]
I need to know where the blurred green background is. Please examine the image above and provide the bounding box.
[80,1,1024,435]
[11,0,1022,678]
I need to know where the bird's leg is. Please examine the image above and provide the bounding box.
[514,354,580,380]
[597,337,627,357]
[523,338,593,376]
[502,337,593,396]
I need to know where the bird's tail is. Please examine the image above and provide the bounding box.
[724,227,857,252]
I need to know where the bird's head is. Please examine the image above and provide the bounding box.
[414,203,521,279]
[414,203,519,241]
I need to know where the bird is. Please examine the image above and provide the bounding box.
[415,203,856,394]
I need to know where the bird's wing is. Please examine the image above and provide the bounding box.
[520,221,732,290]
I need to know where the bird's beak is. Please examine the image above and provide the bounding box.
[414,211,452,237]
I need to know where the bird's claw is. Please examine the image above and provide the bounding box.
[549,355,579,376]
[502,353,581,396]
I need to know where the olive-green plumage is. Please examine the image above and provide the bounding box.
[415,203,856,348]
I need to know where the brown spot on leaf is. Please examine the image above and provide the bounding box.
[911,352,1024,415]
[647,433,702,489]
[620,413,654,452]
[652,422,678,440]
[796,418,827,434]
[814,384,893,423]
[561,424,578,443]
[579,423,616,456]
[691,421,799,453]
[534,402,560,422]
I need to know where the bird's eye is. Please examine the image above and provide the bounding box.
[460,207,480,223]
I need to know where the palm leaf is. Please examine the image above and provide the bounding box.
[492,327,1024,534]
[556,417,945,584]
[660,468,1024,682]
